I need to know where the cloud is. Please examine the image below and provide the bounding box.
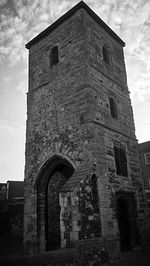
[0,0,149,95]
[99,0,150,102]
[0,0,80,64]
[0,122,15,134]
[17,80,27,94]
[0,123,25,181]
[16,67,28,94]
[0,0,149,101]
[0,0,7,6]
[3,75,12,82]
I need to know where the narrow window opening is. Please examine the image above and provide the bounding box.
[114,146,121,175]
[102,46,109,64]
[50,45,58,66]
[114,146,128,177]
[109,97,118,119]
[144,152,150,165]
[91,174,99,213]
[120,148,128,177]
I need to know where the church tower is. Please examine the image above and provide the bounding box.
[24,1,145,256]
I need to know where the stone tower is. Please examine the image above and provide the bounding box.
[24,1,145,256]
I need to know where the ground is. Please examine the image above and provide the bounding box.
[0,237,150,266]
[110,247,150,266]
[0,235,22,255]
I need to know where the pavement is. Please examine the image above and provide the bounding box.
[109,247,150,266]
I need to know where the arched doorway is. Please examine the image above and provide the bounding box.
[36,156,74,251]
[116,192,139,252]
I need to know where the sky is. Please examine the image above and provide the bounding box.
[0,0,150,183]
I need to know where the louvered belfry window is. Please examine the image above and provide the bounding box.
[114,146,128,177]
[91,174,99,213]
[102,46,109,64]
[109,97,118,119]
[50,45,58,66]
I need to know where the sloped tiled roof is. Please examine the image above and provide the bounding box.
[139,141,150,151]
[60,164,92,192]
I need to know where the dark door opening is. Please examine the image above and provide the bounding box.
[37,157,74,252]
[45,162,74,251]
[116,193,139,252]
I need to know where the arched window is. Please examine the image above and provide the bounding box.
[102,46,109,64]
[109,97,118,119]
[50,45,58,66]
[114,146,128,177]
[91,174,99,213]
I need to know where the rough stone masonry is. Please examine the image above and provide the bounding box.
[24,1,149,258]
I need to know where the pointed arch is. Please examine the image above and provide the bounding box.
[36,155,75,251]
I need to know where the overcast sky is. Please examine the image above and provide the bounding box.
[0,0,150,183]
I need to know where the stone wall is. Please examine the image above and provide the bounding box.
[24,5,147,256]
[59,171,102,248]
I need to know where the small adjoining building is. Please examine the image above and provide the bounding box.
[0,183,8,235]
[0,181,24,237]
[24,1,147,257]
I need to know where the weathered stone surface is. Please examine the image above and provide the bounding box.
[24,1,147,257]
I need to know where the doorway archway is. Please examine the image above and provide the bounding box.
[116,192,139,252]
[36,156,74,251]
